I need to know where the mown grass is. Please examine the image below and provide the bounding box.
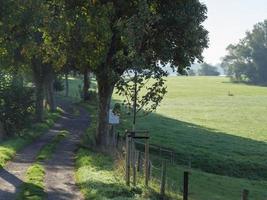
[0,111,60,168]
[17,130,68,200]
[113,76,267,179]
[148,158,267,200]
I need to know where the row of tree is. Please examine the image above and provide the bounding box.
[0,0,208,146]
[222,20,267,85]
[187,63,220,76]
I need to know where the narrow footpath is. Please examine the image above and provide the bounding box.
[44,103,89,200]
[0,100,89,200]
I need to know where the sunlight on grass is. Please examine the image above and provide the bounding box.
[17,164,45,200]
[18,130,68,200]
[37,130,68,161]
[0,111,60,168]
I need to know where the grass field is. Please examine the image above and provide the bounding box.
[113,76,267,179]
[64,76,267,199]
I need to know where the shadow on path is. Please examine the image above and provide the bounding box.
[44,99,89,200]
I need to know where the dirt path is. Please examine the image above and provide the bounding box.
[0,124,64,199]
[44,104,89,200]
[0,100,89,200]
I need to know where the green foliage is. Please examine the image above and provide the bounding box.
[0,72,34,135]
[1,0,209,144]
[80,102,97,147]
[116,72,167,116]
[198,63,220,76]
[222,20,267,85]
[112,103,121,115]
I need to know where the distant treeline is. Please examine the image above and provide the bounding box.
[222,20,267,85]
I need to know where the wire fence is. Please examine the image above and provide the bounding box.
[108,129,254,200]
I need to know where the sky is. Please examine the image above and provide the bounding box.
[201,0,267,65]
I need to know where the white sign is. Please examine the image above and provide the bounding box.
[109,109,120,124]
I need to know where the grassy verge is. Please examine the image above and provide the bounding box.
[76,148,143,200]
[75,148,171,200]
[17,130,68,200]
[0,111,60,168]
[76,100,176,200]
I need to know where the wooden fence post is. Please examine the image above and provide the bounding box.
[242,189,249,200]
[116,132,120,148]
[125,133,130,186]
[149,161,152,180]
[145,133,149,186]
[160,161,167,199]
[183,171,189,200]
[132,139,136,186]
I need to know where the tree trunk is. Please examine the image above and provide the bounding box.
[96,78,115,146]
[0,121,6,140]
[65,72,69,97]
[83,68,90,101]
[45,71,56,112]
[46,80,56,111]
[35,81,44,122]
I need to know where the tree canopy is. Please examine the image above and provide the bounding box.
[222,20,267,85]
[0,0,209,145]
[198,63,220,76]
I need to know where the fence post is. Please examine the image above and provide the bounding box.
[242,189,249,200]
[116,132,120,148]
[183,171,189,200]
[145,133,149,186]
[125,133,130,186]
[160,160,167,199]
[132,140,136,186]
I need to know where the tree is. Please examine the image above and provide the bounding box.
[0,0,68,121]
[1,0,209,145]
[198,63,220,76]
[77,0,209,145]
[187,69,196,76]
[222,20,267,85]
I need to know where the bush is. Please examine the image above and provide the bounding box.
[0,73,34,136]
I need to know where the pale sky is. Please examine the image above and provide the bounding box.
[201,0,267,65]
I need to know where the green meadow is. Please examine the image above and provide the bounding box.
[66,76,267,199]
[113,76,267,178]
